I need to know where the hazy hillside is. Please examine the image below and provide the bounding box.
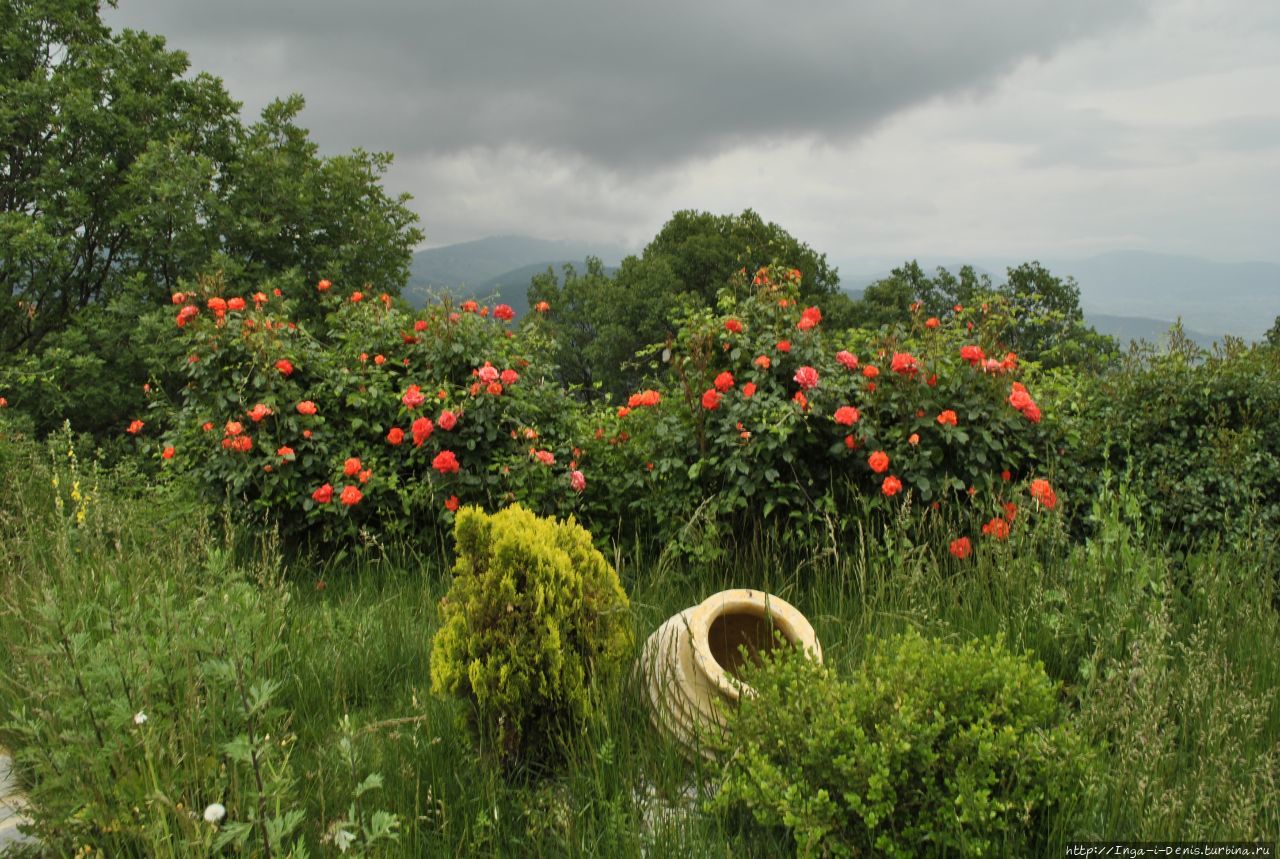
[1045,251,1278,341]
[834,252,1279,342]
[404,235,627,309]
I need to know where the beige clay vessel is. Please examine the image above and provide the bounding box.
[636,589,822,757]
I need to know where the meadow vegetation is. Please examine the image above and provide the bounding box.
[3,4,1280,854]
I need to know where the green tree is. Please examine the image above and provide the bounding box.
[993,262,1117,370]
[529,210,850,400]
[850,261,991,328]
[529,256,675,401]
[1,0,239,352]
[851,260,1117,371]
[0,0,423,433]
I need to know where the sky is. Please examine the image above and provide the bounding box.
[105,0,1280,269]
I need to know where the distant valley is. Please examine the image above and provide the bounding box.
[406,237,1278,347]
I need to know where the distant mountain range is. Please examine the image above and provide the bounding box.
[404,235,626,316]
[405,236,1278,346]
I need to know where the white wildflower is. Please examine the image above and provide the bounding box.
[133,711,148,726]
[203,802,226,824]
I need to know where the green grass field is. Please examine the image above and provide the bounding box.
[1,428,1277,856]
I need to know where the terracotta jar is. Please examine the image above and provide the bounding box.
[637,589,822,757]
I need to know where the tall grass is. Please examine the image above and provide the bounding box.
[1,420,1277,855]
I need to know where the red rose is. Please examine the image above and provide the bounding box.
[386,427,405,446]
[834,406,859,426]
[414,319,429,332]
[570,470,586,492]
[793,366,819,390]
[444,495,460,512]
[868,450,889,473]
[754,355,771,370]
[701,389,721,410]
[890,352,919,376]
[501,369,519,385]
[835,350,859,370]
[494,304,515,321]
[724,318,744,334]
[925,316,940,329]
[776,340,791,353]
[534,301,550,313]
[1029,478,1058,510]
[312,483,334,503]
[224,420,243,437]
[296,401,318,416]
[937,409,957,427]
[862,365,879,379]
[714,371,735,392]
[412,416,434,447]
[432,450,460,474]
[882,475,903,497]
[981,517,1010,540]
[438,410,458,431]
[796,306,822,331]
[161,446,175,459]
[949,537,972,559]
[343,457,361,477]
[350,291,364,303]
[227,296,246,312]
[742,382,757,398]
[317,279,332,293]
[247,403,272,423]
[402,385,426,410]
[126,419,145,435]
[277,446,295,459]
[960,345,985,366]
[460,300,479,314]
[340,485,362,506]
[275,359,294,376]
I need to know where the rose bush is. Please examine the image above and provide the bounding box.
[145,265,1060,558]
[576,265,1059,558]
[149,278,590,544]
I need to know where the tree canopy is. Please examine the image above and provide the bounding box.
[0,0,423,354]
[529,209,851,399]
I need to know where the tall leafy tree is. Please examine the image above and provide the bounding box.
[0,0,423,433]
[530,210,849,400]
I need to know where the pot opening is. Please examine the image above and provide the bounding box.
[707,608,793,680]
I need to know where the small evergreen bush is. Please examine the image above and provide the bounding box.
[713,630,1092,858]
[429,504,632,767]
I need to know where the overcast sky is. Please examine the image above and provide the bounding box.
[105,0,1280,268]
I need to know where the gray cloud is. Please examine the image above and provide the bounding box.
[105,0,1149,169]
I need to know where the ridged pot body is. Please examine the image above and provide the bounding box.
[637,589,822,757]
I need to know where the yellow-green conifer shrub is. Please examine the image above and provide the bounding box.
[430,503,632,767]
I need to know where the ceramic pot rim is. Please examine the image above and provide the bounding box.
[686,588,819,701]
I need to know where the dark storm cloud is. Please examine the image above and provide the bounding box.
[105,0,1149,169]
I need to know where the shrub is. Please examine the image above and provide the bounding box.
[1043,334,1280,545]
[712,630,1091,858]
[429,504,632,768]
[582,264,1057,557]
[149,274,590,545]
